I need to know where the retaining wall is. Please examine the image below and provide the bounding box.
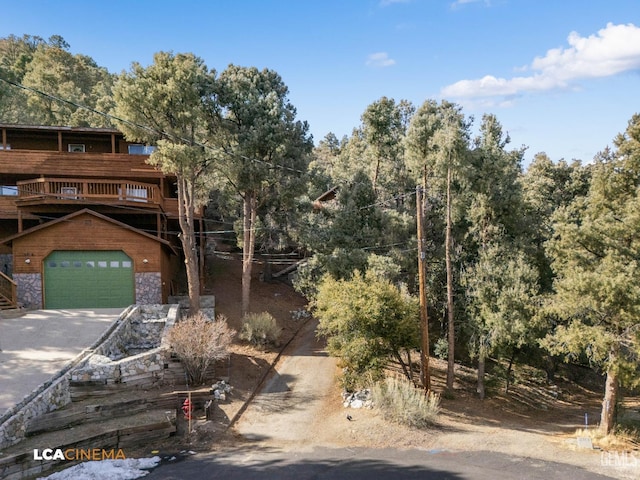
[0,304,180,450]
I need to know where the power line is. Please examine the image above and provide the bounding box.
[0,77,429,255]
[0,76,308,175]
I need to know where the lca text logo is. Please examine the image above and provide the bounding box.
[33,448,126,461]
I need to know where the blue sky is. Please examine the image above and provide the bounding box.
[2,0,639,166]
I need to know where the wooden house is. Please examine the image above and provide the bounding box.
[0,124,203,309]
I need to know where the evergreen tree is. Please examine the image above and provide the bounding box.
[112,51,217,313]
[543,114,640,433]
[213,65,312,316]
[315,270,420,389]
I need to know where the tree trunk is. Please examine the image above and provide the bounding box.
[505,349,517,394]
[406,349,414,386]
[477,353,485,400]
[445,166,455,391]
[177,175,200,314]
[241,192,257,317]
[600,346,619,434]
[372,157,381,195]
[393,350,412,384]
[416,182,430,391]
[261,255,272,282]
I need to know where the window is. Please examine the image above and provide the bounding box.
[59,187,78,200]
[128,144,156,155]
[127,187,148,202]
[118,186,148,203]
[68,144,85,153]
[0,186,18,196]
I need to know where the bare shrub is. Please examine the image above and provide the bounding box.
[167,312,236,385]
[240,312,280,348]
[372,376,440,428]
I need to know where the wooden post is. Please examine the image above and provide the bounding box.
[199,218,205,294]
[417,183,430,391]
[188,390,192,438]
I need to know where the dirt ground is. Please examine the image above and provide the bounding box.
[154,255,639,479]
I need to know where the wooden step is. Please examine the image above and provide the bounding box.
[0,409,176,480]
[26,390,181,435]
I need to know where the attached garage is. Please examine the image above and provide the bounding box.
[44,250,134,308]
[2,209,177,309]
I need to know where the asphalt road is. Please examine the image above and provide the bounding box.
[145,446,620,480]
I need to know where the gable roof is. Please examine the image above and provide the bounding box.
[0,208,177,255]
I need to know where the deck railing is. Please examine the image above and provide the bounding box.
[0,271,17,309]
[16,178,161,205]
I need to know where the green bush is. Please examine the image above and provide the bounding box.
[314,271,420,391]
[372,376,440,428]
[240,312,280,348]
[433,337,449,360]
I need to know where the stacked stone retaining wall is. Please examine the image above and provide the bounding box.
[0,304,180,450]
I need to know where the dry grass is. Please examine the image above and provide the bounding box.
[239,311,281,348]
[574,427,640,451]
[372,375,441,428]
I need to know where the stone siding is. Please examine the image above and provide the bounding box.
[135,272,162,305]
[13,273,42,309]
[0,253,12,276]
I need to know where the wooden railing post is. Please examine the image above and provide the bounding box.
[0,271,17,309]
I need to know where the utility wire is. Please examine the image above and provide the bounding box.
[0,77,431,254]
[0,76,308,174]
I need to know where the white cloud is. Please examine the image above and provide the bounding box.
[441,23,640,102]
[366,52,396,68]
[380,0,411,6]
[451,0,492,9]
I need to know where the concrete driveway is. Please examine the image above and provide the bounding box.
[0,308,124,415]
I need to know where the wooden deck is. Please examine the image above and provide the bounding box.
[0,150,162,179]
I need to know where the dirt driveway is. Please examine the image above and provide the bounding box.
[234,318,338,446]
[229,319,635,479]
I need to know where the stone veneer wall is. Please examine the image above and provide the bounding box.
[13,273,42,309]
[12,271,162,310]
[0,304,180,450]
[0,253,12,276]
[135,272,162,305]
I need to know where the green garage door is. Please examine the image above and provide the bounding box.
[44,251,134,308]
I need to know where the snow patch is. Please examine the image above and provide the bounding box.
[38,456,161,480]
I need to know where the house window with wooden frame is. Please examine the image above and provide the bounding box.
[68,144,85,153]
